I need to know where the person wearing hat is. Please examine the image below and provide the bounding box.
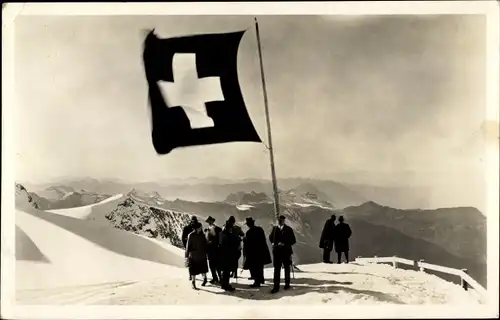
[204,216,222,284]
[218,217,240,291]
[333,216,352,264]
[319,214,337,264]
[185,221,209,290]
[182,216,199,281]
[268,214,296,294]
[243,217,272,287]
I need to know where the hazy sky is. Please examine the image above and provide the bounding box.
[15,15,487,199]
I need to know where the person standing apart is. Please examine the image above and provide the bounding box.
[204,216,222,284]
[243,217,272,287]
[185,222,209,290]
[319,214,336,264]
[268,215,296,294]
[334,216,352,264]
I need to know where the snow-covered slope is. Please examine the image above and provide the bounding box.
[16,257,482,306]
[94,262,481,306]
[16,205,185,292]
[47,193,124,220]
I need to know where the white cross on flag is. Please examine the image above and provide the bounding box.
[142,29,262,155]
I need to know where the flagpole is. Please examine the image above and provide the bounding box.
[254,17,281,219]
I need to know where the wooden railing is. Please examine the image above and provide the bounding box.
[355,256,487,301]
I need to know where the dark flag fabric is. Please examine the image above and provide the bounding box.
[142,29,262,155]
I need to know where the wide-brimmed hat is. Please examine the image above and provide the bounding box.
[205,216,215,223]
[277,215,286,221]
[338,215,345,222]
[245,217,255,225]
[190,215,198,222]
[228,216,236,223]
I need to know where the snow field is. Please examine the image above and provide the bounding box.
[15,194,482,306]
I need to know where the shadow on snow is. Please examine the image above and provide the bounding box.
[202,276,403,304]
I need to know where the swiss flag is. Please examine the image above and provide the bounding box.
[142,29,262,155]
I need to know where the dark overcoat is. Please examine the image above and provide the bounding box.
[334,222,352,253]
[269,225,296,261]
[233,224,244,251]
[185,230,209,275]
[182,224,195,248]
[319,218,336,250]
[219,226,241,270]
[243,226,272,270]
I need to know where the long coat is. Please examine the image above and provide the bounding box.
[219,226,241,270]
[185,231,209,275]
[319,218,336,250]
[269,225,296,259]
[243,226,272,270]
[334,222,352,253]
[205,225,222,263]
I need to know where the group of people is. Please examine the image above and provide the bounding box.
[182,214,296,294]
[319,214,352,264]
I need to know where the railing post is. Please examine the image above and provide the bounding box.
[461,269,469,291]
[392,256,398,269]
[374,255,378,264]
[419,259,425,272]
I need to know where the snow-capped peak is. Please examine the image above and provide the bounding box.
[127,189,166,205]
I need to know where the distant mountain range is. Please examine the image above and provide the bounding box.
[30,176,483,212]
[16,178,487,287]
[22,177,367,209]
[24,185,111,210]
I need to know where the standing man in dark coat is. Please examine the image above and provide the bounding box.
[243,217,272,287]
[181,216,199,280]
[319,214,336,264]
[334,216,352,264]
[185,222,209,290]
[218,219,240,292]
[227,216,244,279]
[204,216,222,284]
[268,215,296,294]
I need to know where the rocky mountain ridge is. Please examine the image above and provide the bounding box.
[104,197,192,248]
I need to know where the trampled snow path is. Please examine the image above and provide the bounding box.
[15,196,482,306]
[17,262,480,305]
